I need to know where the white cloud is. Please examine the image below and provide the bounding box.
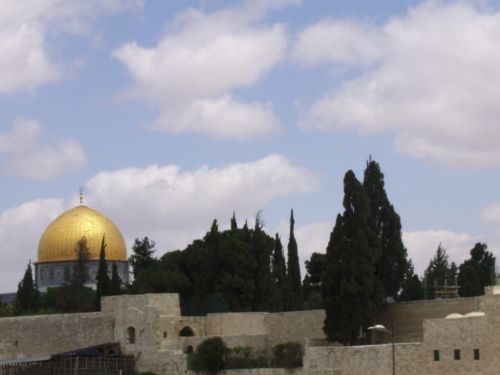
[154,95,278,139]
[0,154,317,292]
[403,230,480,276]
[295,1,500,167]
[480,203,500,226]
[113,0,296,139]
[0,118,86,179]
[293,20,382,66]
[85,154,318,250]
[0,0,144,93]
[0,198,65,293]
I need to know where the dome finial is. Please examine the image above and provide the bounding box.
[79,186,84,205]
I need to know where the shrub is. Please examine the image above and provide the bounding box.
[272,342,303,368]
[225,346,269,369]
[188,337,228,374]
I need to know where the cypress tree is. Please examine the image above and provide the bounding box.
[109,263,122,295]
[400,262,424,301]
[73,237,90,287]
[230,212,238,230]
[271,233,288,311]
[322,170,383,344]
[95,236,109,308]
[15,261,40,314]
[287,209,302,310]
[242,219,252,244]
[252,214,274,311]
[363,158,408,299]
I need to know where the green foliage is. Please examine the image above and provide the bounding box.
[272,342,303,368]
[129,211,302,315]
[131,372,157,375]
[322,170,383,345]
[14,261,40,314]
[188,337,228,374]
[287,209,303,310]
[363,158,409,299]
[109,263,122,295]
[0,300,13,316]
[458,243,495,297]
[129,237,157,279]
[230,212,238,230]
[400,262,424,301]
[303,252,325,309]
[270,233,287,312]
[252,214,275,311]
[95,236,109,308]
[73,237,90,287]
[57,285,95,312]
[225,346,268,369]
[424,244,456,298]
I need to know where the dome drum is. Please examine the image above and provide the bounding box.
[35,260,129,292]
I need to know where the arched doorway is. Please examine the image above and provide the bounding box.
[179,326,195,337]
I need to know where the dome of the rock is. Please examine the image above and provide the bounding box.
[35,202,129,291]
[38,205,127,263]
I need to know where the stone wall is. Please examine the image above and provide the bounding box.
[304,343,423,375]
[0,312,114,360]
[264,310,325,346]
[101,294,182,357]
[374,297,480,343]
[206,312,268,336]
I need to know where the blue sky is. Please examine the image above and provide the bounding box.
[1,0,500,292]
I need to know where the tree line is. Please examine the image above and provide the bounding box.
[129,210,303,315]
[11,236,124,316]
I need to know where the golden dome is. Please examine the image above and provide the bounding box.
[37,205,127,264]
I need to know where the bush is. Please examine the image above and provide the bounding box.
[188,337,228,374]
[225,346,268,369]
[272,342,303,368]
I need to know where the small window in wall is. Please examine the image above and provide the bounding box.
[163,331,168,338]
[184,345,194,354]
[433,350,440,361]
[179,326,195,337]
[454,349,461,360]
[474,349,480,360]
[127,326,136,344]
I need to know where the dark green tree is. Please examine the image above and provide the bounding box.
[129,237,156,279]
[424,244,454,298]
[15,261,40,314]
[287,209,303,310]
[73,237,90,287]
[458,243,495,297]
[0,299,12,317]
[400,262,424,301]
[303,252,326,309]
[252,214,274,311]
[188,337,228,373]
[322,170,383,345]
[230,212,238,230]
[95,236,109,308]
[363,158,408,298]
[109,263,122,295]
[270,233,288,312]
